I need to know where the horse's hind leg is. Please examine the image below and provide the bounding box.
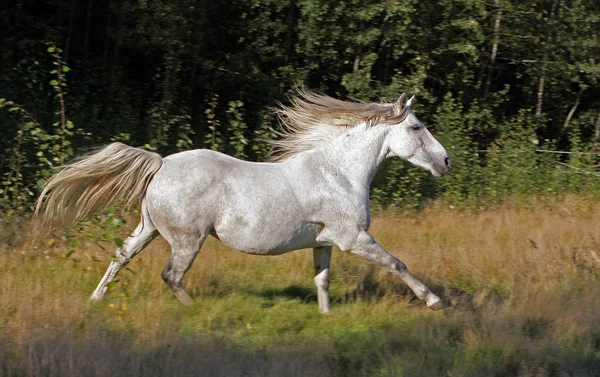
[313,246,332,314]
[90,212,158,301]
[339,231,446,310]
[161,233,206,306]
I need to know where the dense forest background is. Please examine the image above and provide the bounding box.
[1,0,599,215]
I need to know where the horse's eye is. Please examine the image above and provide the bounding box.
[411,125,421,131]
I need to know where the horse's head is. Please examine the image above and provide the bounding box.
[384,95,450,177]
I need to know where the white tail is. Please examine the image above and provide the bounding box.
[35,142,163,227]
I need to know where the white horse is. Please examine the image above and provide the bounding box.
[35,90,451,313]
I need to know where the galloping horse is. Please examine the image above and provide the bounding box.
[36,90,451,313]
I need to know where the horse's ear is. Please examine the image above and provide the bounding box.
[392,93,406,116]
[406,95,415,108]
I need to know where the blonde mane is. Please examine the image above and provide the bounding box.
[269,89,409,161]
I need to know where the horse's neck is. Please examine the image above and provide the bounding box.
[319,125,389,187]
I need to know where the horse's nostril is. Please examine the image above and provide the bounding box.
[445,157,451,168]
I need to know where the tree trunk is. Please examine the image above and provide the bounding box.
[535,76,545,117]
[483,1,503,100]
[353,54,360,73]
[562,88,583,131]
[594,104,600,154]
[535,0,559,118]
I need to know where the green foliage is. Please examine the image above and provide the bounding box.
[251,111,278,160]
[226,100,248,159]
[203,94,223,151]
[433,93,485,207]
[0,45,72,215]
[46,42,74,165]
[0,0,599,214]
[90,205,127,251]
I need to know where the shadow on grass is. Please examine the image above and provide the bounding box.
[337,265,500,312]
[247,267,411,306]
[252,284,318,304]
[244,268,480,312]
[338,266,403,304]
[249,275,415,307]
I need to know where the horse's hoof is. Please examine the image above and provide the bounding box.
[428,299,448,311]
[175,291,194,307]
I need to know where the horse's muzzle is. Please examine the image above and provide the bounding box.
[445,157,451,170]
[432,156,451,177]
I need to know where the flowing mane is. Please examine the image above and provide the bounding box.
[269,89,410,161]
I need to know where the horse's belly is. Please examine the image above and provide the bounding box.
[215,221,320,255]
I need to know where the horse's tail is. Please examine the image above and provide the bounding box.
[35,142,163,228]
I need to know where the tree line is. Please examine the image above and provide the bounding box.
[1,0,599,215]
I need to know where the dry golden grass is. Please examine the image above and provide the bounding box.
[1,197,599,376]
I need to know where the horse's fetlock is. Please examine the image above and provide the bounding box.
[314,270,330,289]
[314,278,329,290]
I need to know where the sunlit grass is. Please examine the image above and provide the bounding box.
[1,197,599,376]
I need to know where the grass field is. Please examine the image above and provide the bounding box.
[1,197,600,376]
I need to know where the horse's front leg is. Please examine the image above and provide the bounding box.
[340,231,446,310]
[313,246,332,314]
